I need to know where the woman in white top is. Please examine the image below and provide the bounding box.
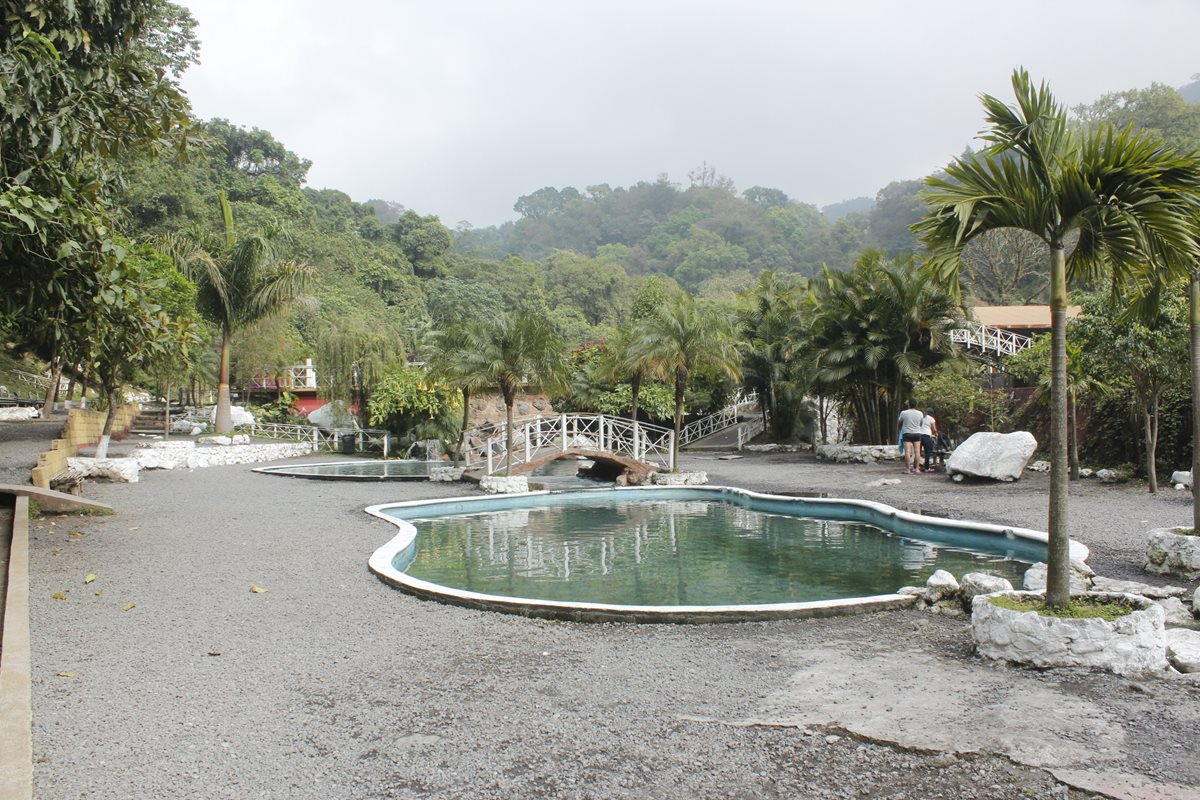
[919,410,938,472]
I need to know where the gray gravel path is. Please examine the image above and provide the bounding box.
[19,442,1200,800]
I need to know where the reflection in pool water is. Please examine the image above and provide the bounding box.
[400,497,1035,606]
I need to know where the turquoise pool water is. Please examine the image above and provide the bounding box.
[388,491,1040,606]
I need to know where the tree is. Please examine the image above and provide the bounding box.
[738,271,811,440]
[171,192,311,433]
[1,1,197,367]
[424,323,493,459]
[455,313,569,474]
[634,293,741,470]
[960,228,1049,304]
[914,69,1200,608]
[808,252,961,444]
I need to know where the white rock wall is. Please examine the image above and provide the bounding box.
[971,591,1168,675]
[479,475,529,494]
[815,444,903,463]
[649,471,709,486]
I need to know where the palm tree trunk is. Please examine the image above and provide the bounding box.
[458,387,471,462]
[215,327,233,434]
[1146,394,1159,494]
[1191,274,1200,530]
[504,397,515,476]
[1046,245,1071,610]
[672,369,686,472]
[1068,389,1080,480]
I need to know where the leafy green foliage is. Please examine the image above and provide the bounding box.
[368,365,459,435]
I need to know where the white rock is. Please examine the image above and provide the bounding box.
[924,570,960,603]
[479,475,529,494]
[170,418,195,433]
[306,401,354,431]
[1154,597,1195,625]
[231,433,251,445]
[1144,527,1200,581]
[815,444,903,463]
[190,425,204,436]
[1027,460,1050,473]
[148,440,195,450]
[208,404,255,428]
[1078,468,1094,479]
[0,406,40,421]
[866,478,902,487]
[1166,628,1200,673]
[896,586,925,597]
[1194,587,1200,616]
[1089,576,1186,600]
[945,431,1037,482]
[68,457,140,483]
[429,466,466,482]
[972,591,1168,675]
[199,435,232,446]
[1022,561,1094,594]
[1170,470,1193,489]
[649,471,708,486]
[959,573,1014,606]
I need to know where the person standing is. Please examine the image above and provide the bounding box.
[919,408,938,473]
[897,400,924,475]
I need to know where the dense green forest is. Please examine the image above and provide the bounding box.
[6,1,1200,482]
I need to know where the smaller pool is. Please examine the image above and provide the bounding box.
[254,459,443,481]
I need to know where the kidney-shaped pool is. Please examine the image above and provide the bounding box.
[366,486,1085,622]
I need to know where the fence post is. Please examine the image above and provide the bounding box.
[311,427,318,452]
[560,414,567,452]
[524,423,531,463]
[487,440,494,474]
[669,431,676,471]
[633,422,640,461]
[598,415,605,452]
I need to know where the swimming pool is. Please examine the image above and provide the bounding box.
[254,459,443,480]
[367,486,1084,622]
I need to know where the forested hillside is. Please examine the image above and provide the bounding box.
[452,173,926,290]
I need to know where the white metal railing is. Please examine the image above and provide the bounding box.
[950,323,1032,357]
[463,413,675,475]
[13,369,70,394]
[246,421,390,456]
[679,391,759,445]
[736,414,766,449]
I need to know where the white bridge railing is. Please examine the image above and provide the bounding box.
[950,322,1032,357]
[679,391,758,445]
[463,413,675,475]
[13,369,70,395]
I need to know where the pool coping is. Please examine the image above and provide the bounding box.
[365,485,1088,623]
[253,459,439,482]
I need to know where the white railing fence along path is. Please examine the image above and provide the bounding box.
[679,390,759,446]
[173,411,389,456]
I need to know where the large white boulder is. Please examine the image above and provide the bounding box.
[959,573,1014,606]
[1022,560,1094,594]
[946,431,1037,482]
[0,406,40,421]
[1145,527,1200,581]
[972,591,1168,675]
[208,404,255,428]
[1166,629,1200,673]
[306,401,355,432]
[923,569,960,603]
[1170,470,1193,488]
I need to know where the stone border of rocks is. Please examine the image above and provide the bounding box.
[363,484,1084,623]
[971,590,1167,675]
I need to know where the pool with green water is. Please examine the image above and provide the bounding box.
[387,491,1040,606]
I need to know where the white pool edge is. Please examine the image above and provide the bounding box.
[365,485,1087,623]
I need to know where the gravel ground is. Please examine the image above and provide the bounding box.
[16,438,1200,800]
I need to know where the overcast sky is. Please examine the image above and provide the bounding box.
[178,0,1200,228]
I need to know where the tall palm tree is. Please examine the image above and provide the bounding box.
[634,293,741,470]
[425,322,492,461]
[172,192,310,433]
[456,312,568,475]
[914,69,1200,608]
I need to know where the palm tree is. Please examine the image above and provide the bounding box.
[425,322,492,461]
[808,252,961,444]
[455,312,568,475]
[634,293,741,470]
[914,69,1200,608]
[171,192,310,434]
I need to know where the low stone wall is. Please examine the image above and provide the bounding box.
[31,405,139,488]
[429,466,466,482]
[479,475,529,494]
[648,471,708,486]
[67,441,314,482]
[814,443,902,463]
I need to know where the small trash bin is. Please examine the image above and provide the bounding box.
[339,433,356,454]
